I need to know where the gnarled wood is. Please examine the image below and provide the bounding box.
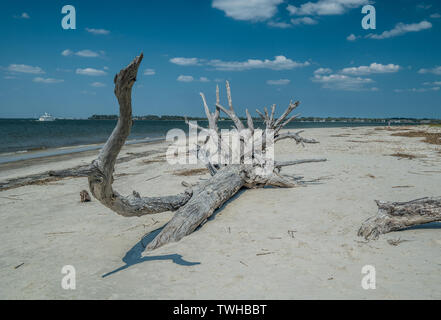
[88,54,326,250]
[358,197,441,240]
[87,54,193,217]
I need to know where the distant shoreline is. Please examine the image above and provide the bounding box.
[1,117,439,124]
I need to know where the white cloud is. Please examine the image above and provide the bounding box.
[33,77,64,84]
[347,34,358,41]
[267,79,290,85]
[76,68,107,76]
[7,64,44,74]
[287,0,368,16]
[85,28,110,35]
[76,50,101,58]
[395,87,440,93]
[61,49,73,56]
[367,21,432,39]
[170,55,310,71]
[208,55,310,71]
[14,12,30,19]
[341,63,401,75]
[177,75,210,82]
[312,73,374,91]
[143,68,156,75]
[430,13,441,18]
[423,81,441,86]
[91,82,106,87]
[314,67,333,75]
[177,75,194,82]
[417,3,432,10]
[291,17,318,25]
[418,66,441,75]
[170,57,200,66]
[212,0,283,21]
[62,49,102,58]
[267,21,292,28]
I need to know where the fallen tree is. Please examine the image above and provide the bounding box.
[88,53,326,251]
[358,197,441,240]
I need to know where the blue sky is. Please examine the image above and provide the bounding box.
[1,0,440,118]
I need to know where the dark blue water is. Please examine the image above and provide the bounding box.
[0,118,411,154]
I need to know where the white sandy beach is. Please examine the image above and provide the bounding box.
[0,126,440,299]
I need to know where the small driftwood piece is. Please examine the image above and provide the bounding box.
[358,197,441,240]
[88,53,326,251]
[80,190,91,202]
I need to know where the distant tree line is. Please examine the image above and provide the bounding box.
[88,114,441,124]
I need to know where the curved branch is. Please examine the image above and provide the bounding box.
[275,158,327,169]
[275,131,319,145]
[88,53,192,217]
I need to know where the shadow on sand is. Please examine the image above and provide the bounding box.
[102,188,247,278]
[102,227,200,278]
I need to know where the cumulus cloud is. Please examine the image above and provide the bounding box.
[143,68,156,75]
[418,66,441,75]
[33,77,64,84]
[367,21,432,39]
[312,73,374,91]
[395,87,440,93]
[417,3,432,10]
[314,67,333,75]
[90,82,106,87]
[347,34,358,41]
[341,63,401,75]
[7,64,44,74]
[287,0,368,16]
[13,12,30,19]
[212,0,283,21]
[170,55,310,71]
[177,75,210,82]
[208,56,310,71]
[267,79,290,85]
[291,17,318,25]
[267,21,292,28]
[76,68,107,76]
[177,75,194,82]
[170,57,200,66]
[85,28,110,35]
[62,49,103,58]
[423,81,441,86]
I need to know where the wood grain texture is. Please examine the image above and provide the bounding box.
[358,197,441,240]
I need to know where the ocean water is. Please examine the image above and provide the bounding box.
[0,119,408,163]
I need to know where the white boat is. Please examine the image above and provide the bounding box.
[38,113,55,122]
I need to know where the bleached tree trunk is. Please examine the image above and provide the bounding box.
[88,54,326,251]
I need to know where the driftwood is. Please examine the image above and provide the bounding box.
[88,53,326,251]
[358,197,441,240]
[0,149,162,191]
[80,190,91,202]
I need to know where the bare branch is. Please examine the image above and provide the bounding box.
[88,53,193,217]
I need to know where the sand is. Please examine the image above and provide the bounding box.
[0,126,440,299]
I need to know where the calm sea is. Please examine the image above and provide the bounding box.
[0,119,411,163]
